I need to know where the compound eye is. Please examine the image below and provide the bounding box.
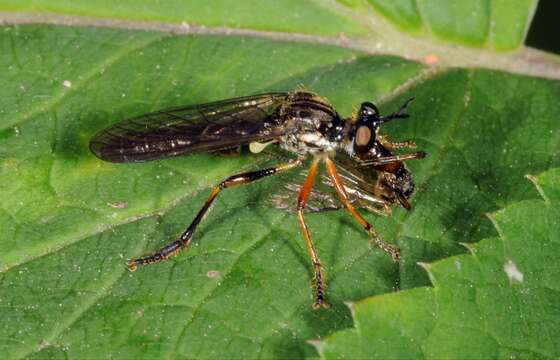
[355,125,372,147]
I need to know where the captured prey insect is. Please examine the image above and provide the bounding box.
[90,90,426,309]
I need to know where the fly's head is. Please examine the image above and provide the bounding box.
[352,102,381,157]
[348,97,414,159]
[346,97,419,210]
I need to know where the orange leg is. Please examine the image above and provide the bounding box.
[325,157,400,261]
[297,157,330,309]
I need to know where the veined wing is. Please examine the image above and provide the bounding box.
[272,153,387,214]
[272,172,343,213]
[90,92,289,162]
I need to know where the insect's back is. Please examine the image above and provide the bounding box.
[276,91,345,155]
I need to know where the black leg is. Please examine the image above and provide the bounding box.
[127,158,303,271]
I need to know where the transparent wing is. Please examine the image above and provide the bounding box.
[272,153,388,214]
[272,170,343,213]
[90,92,290,162]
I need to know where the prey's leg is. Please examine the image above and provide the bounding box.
[296,157,330,309]
[378,135,417,150]
[325,157,400,261]
[360,151,426,166]
[127,158,303,271]
[357,199,392,217]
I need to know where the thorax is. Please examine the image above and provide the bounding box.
[277,91,345,155]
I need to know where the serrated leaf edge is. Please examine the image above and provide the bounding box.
[316,169,557,358]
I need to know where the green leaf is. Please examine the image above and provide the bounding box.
[367,0,538,49]
[317,168,560,359]
[0,0,370,36]
[1,1,559,359]
[0,0,539,50]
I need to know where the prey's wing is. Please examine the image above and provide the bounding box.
[272,153,387,214]
[272,171,343,213]
[90,92,289,162]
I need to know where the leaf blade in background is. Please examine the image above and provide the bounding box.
[0,0,539,50]
[0,0,369,36]
[366,0,538,49]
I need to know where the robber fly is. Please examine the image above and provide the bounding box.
[90,90,426,309]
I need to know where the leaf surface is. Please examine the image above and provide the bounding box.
[0,0,539,49]
[318,168,560,359]
[0,1,559,359]
[367,0,538,49]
